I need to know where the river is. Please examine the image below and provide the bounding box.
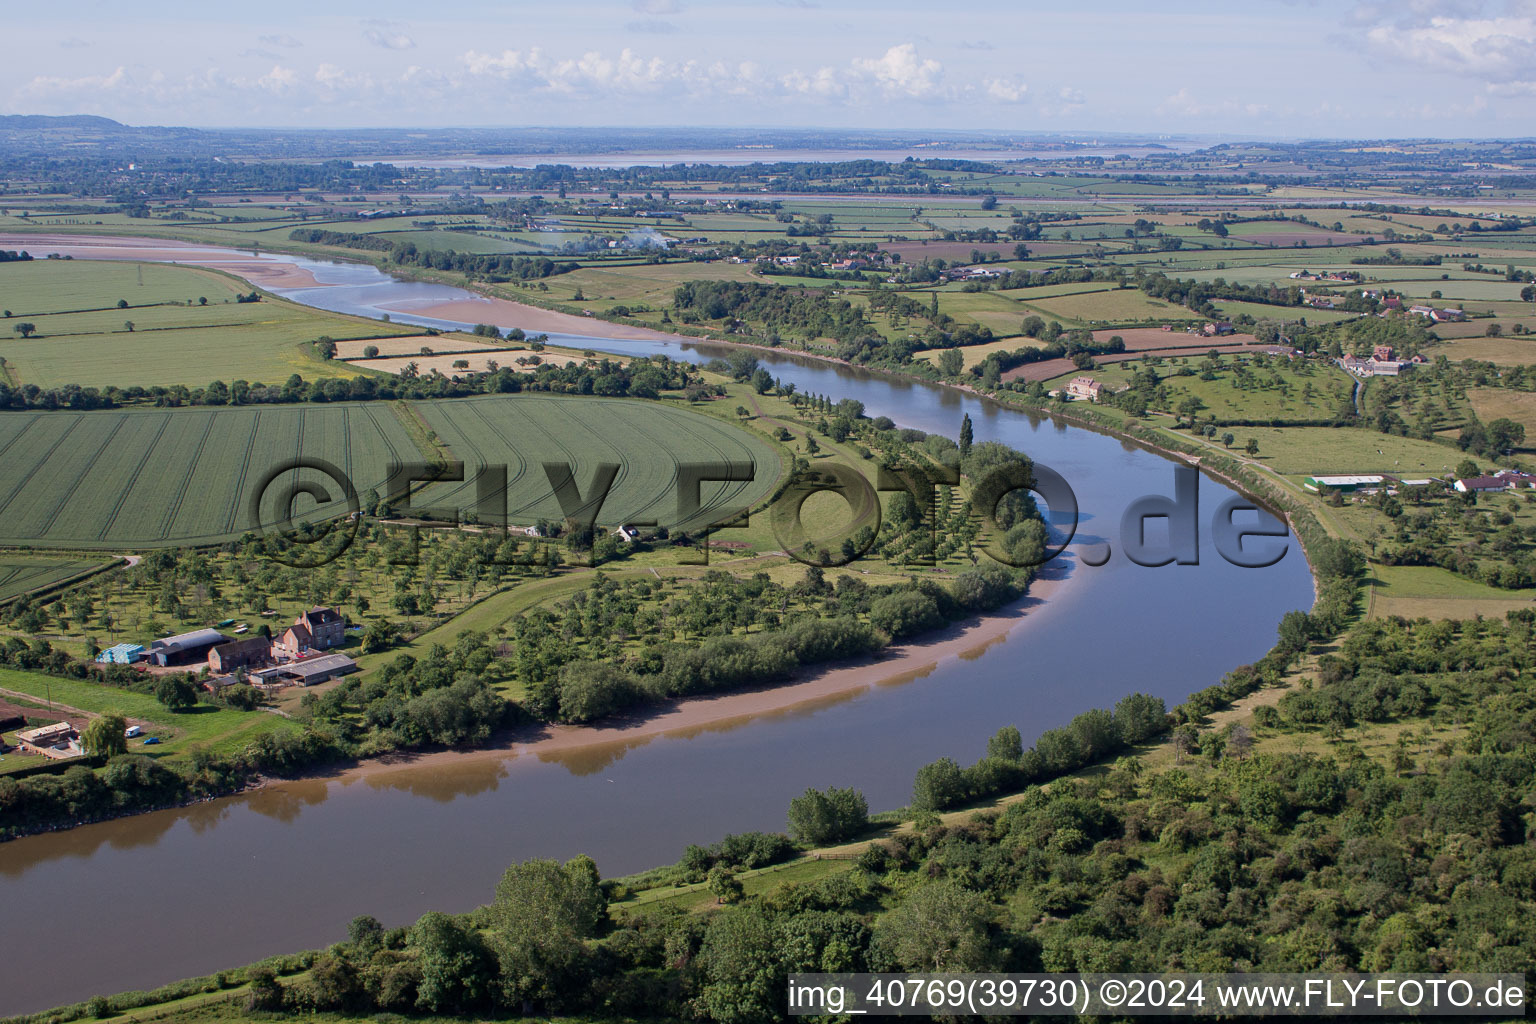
[0,239,1314,1015]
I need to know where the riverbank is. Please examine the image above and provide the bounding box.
[290,566,1071,791]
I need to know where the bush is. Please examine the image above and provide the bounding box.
[787,786,870,845]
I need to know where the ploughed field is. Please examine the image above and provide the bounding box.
[0,396,780,548]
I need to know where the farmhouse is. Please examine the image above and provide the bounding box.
[16,721,80,759]
[1304,475,1391,493]
[1495,469,1536,488]
[275,653,360,687]
[1373,345,1395,361]
[1202,322,1236,336]
[208,636,272,674]
[1455,475,1511,493]
[96,643,144,665]
[1066,376,1104,401]
[295,607,345,650]
[1409,305,1436,318]
[273,607,346,659]
[1339,355,1408,378]
[147,628,228,667]
[1432,308,1464,322]
[614,524,640,543]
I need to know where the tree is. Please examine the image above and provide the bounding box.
[316,337,337,360]
[708,864,745,904]
[869,882,997,971]
[804,435,820,457]
[154,676,197,711]
[959,413,974,458]
[116,299,128,309]
[937,348,964,377]
[410,911,496,1014]
[122,321,134,332]
[986,724,1023,762]
[13,323,36,338]
[1221,431,1235,448]
[750,367,773,394]
[912,757,966,811]
[786,785,869,844]
[81,713,128,756]
[490,856,606,1006]
[363,344,380,358]
[1244,438,1260,456]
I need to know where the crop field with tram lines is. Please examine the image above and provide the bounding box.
[0,396,780,549]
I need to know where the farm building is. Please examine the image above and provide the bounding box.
[208,636,272,674]
[1455,475,1510,493]
[1066,376,1104,401]
[16,721,80,759]
[294,607,346,649]
[275,653,359,687]
[147,628,229,667]
[1304,475,1390,493]
[96,642,145,665]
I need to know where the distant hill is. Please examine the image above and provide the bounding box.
[0,114,125,130]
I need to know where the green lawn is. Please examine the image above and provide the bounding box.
[1231,426,1466,476]
[0,666,297,759]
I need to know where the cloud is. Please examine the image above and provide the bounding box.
[58,37,88,49]
[257,66,300,94]
[847,43,947,99]
[958,40,994,50]
[633,0,681,11]
[984,76,1028,102]
[1355,1,1536,92]
[626,19,679,33]
[1156,87,1269,119]
[258,33,302,48]
[362,20,416,51]
[240,48,282,60]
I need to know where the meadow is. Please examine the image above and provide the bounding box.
[0,666,297,761]
[0,259,418,388]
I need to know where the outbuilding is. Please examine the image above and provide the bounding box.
[275,653,360,687]
[147,628,229,667]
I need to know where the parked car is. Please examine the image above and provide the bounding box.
[142,736,161,745]
[125,725,142,738]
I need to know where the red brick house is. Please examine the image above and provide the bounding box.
[208,636,272,674]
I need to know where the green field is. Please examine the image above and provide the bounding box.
[413,394,781,528]
[0,395,781,548]
[0,553,116,603]
[1229,425,1468,476]
[0,259,417,388]
[0,667,297,760]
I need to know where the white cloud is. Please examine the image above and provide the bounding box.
[1356,1,1536,92]
[362,20,415,51]
[257,66,299,93]
[626,19,679,33]
[848,44,947,99]
[1156,87,1270,119]
[258,33,302,49]
[58,37,88,49]
[984,77,1028,102]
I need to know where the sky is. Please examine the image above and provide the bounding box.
[5,0,1536,138]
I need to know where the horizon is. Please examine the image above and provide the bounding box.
[8,1,1536,137]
